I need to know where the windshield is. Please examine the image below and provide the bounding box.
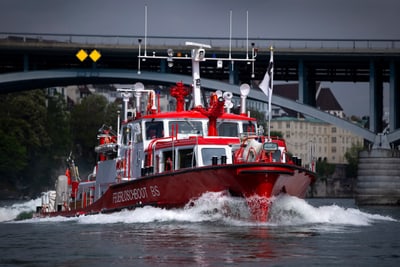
[169,120,203,135]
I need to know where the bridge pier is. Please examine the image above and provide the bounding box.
[298,59,316,106]
[229,61,238,85]
[355,62,400,205]
[389,61,400,132]
[356,148,400,205]
[369,60,384,133]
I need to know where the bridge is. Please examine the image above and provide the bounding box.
[1,33,400,146]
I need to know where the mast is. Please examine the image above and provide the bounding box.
[185,42,211,107]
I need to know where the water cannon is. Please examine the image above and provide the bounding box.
[223,91,233,101]
[167,48,174,67]
[222,91,233,113]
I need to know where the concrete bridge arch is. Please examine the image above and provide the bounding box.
[0,68,397,146]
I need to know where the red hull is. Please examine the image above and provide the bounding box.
[39,163,315,221]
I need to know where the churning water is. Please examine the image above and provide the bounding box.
[0,194,399,266]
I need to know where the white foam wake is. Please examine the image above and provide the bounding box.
[0,198,41,222]
[4,193,397,226]
[268,194,397,226]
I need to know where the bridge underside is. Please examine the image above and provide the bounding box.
[1,68,398,146]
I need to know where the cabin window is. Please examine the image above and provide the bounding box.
[122,126,132,145]
[163,151,173,171]
[133,123,142,143]
[201,148,226,166]
[178,149,196,169]
[272,150,281,162]
[145,121,164,140]
[243,122,256,134]
[169,120,203,136]
[217,122,238,137]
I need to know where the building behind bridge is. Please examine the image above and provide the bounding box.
[269,83,364,167]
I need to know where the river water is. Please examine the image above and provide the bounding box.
[0,194,399,267]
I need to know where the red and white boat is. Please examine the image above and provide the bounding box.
[35,42,316,221]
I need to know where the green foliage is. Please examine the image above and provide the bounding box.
[344,142,364,178]
[316,158,336,180]
[0,130,27,175]
[0,90,72,196]
[270,131,283,138]
[0,90,50,182]
[47,93,72,153]
[0,89,121,197]
[248,108,267,130]
[70,94,118,165]
[0,90,51,154]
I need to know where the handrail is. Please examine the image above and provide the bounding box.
[1,32,399,50]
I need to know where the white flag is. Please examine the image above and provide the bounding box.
[259,48,274,139]
[259,48,274,98]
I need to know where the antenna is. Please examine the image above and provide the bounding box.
[229,10,232,59]
[144,5,148,57]
[246,10,249,60]
[137,9,258,94]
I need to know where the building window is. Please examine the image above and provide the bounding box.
[332,127,337,133]
[332,137,336,143]
[332,146,336,153]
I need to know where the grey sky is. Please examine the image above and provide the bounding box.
[0,0,398,116]
[1,0,399,39]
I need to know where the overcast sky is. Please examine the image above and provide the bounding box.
[1,0,398,116]
[1,0,399,39]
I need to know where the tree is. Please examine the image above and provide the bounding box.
[0,130,27,176]
[344,142,364,178]
[70,94,119,166]
[46,92,72,158]
[0,90,55,195]
[316,157,335,180]
[248,108,267,130]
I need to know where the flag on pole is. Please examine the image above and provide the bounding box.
[259,47,274,98]
[259,47,274,139]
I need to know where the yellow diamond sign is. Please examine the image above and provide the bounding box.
[76,49,88,62]
[89,49,101,62]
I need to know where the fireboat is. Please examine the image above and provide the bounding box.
[35,41,316,221]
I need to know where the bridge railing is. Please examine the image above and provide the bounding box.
[1,32,399,50]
